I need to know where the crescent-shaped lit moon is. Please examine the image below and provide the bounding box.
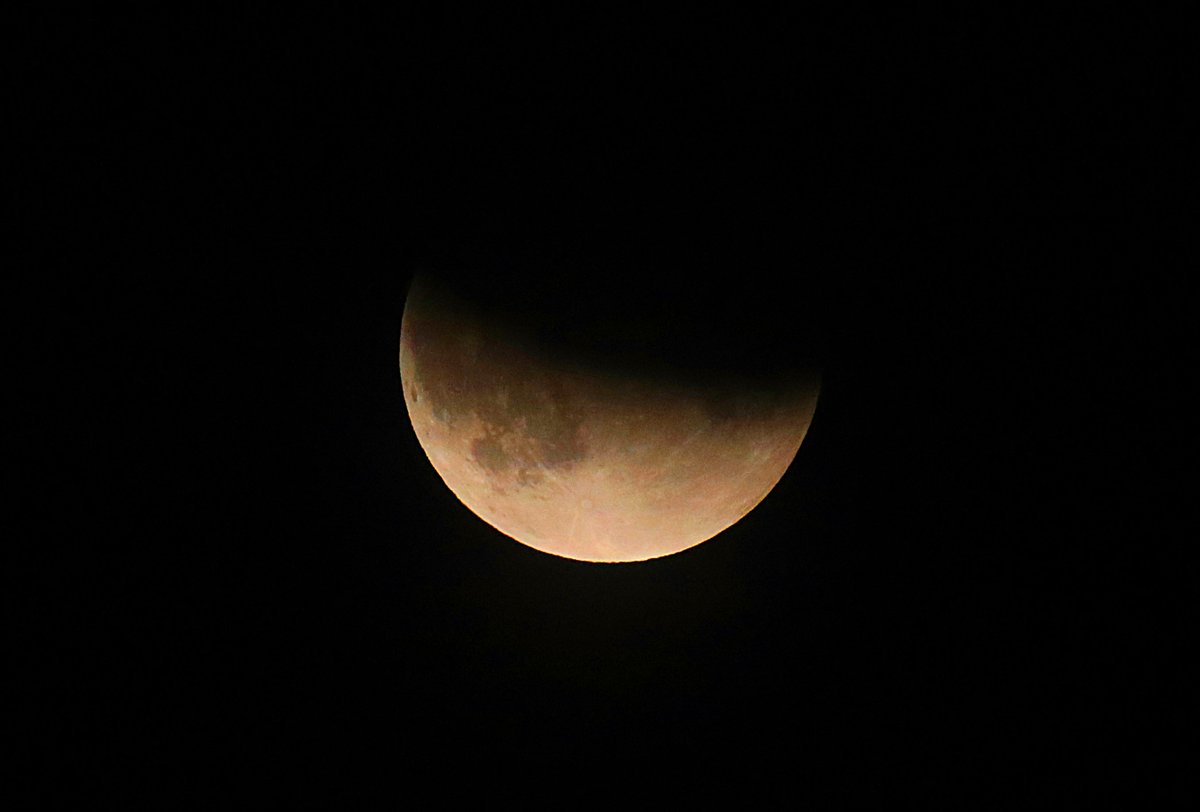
[399,275,819,563]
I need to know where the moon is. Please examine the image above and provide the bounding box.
[399,274,820,563]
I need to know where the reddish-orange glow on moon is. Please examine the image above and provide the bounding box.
[400,275,819,562]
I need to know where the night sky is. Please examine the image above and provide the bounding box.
[23,8,1184,802]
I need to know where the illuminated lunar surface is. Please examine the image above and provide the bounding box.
[399,275,820,563]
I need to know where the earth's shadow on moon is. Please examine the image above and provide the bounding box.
[400,249,825,562]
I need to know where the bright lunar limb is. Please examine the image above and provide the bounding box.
[400,275,820,563]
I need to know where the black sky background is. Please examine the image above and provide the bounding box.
[20,7,1186,802]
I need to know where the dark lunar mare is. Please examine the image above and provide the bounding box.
[403,276,593,489]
